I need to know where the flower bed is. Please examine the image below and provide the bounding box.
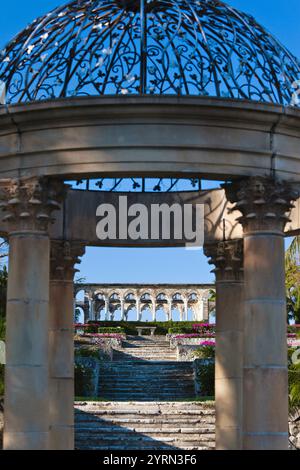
[82,333,125,349]
[169,333,215,349]
[193,323,216,337]
[288,338,300,348]
[176,340,215,361]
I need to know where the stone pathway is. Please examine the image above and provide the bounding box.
[75,335,215,450]
[75,401,215,450]
[98,336,194,401]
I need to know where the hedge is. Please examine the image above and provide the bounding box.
[88,321,197,335]
[97,327,126,335]
[168,327,194,334]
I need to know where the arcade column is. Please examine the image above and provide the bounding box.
[0,177,65,450]
[49,241,85,450]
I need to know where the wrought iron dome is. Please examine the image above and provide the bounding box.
[0,0,300,105]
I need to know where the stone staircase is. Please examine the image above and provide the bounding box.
[75,401,215,450]
[113,335,177,362]
[98,335,195,401]
[75,335,215,450]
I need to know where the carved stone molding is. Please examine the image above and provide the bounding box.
[223,177,299,234]
[204,240,244,282]
[50,241,85,281]
[0,177,66,233]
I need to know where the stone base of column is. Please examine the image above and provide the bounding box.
[4,432,49,450]
[49,378,74,450]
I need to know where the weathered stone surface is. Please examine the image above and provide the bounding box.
[75,401,215,450]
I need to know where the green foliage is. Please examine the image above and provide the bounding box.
[75,346,102,360]
[286,237,300,323]
[168,327,193,334]
[97,327,125,334]
[0,364,4,396]
[193,345,215,359]
[194,360,215,397]
[0,318,5,342]
[288,363,300,413]
[90,321,196,335]
[0,265,7,321]
[74,363,94,397]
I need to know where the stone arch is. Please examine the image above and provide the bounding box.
[125,303,137,322]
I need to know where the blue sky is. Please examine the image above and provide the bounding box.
[0,1,298,284]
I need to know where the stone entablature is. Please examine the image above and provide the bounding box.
[75,283,214,322]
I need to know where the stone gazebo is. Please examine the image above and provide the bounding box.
[0,0,300,451]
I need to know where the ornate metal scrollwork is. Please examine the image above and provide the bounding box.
[0,0,299,105]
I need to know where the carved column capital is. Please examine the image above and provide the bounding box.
[50,241,85,281]
[0,177,67,233]
[223,177,298,234]
[204,239,243,282]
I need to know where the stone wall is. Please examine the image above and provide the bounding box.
[289,413,300,449]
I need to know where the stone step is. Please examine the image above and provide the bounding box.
[101,364,193,369]
[76,433,215,443]
[75,442,213,451]
[76,425,215,434]
[76,418,215,427]
[75,411,215,419]
[75,401,213,408]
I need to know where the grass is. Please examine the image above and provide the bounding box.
[75,396,215,403]
[75,397,108,402]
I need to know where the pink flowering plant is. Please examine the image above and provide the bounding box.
[82,333,125,347]
[193,323,216,337]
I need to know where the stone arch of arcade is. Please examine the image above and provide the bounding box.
[76,284,214,323]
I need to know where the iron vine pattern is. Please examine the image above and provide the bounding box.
[0,0,300,105]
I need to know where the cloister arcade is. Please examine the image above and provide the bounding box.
[75,284,214,323]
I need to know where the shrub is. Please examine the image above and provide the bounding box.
[194,359,215,397]
[168,327,194,334]
[193,323,216,337]
[97,327,125,335]
[75,346,102,360]
[89,321,196,335]
[0,318,5,342]
[0,364,4,396]
[74,363,94,397]
[289,363,300,412]
[193,341,216,359]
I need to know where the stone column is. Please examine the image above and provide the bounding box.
[0,177,65,450]
[83,292,90,323]
[225,177,298,450]
[105,299,109,320]
[205,240,244,450]
[152,301,156,321]
[136,299,141,321]
[120,299,125,321]
[49,241,85,450]
[197,300,204,321]
[183,299,188,321]
[90,299,95,321]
